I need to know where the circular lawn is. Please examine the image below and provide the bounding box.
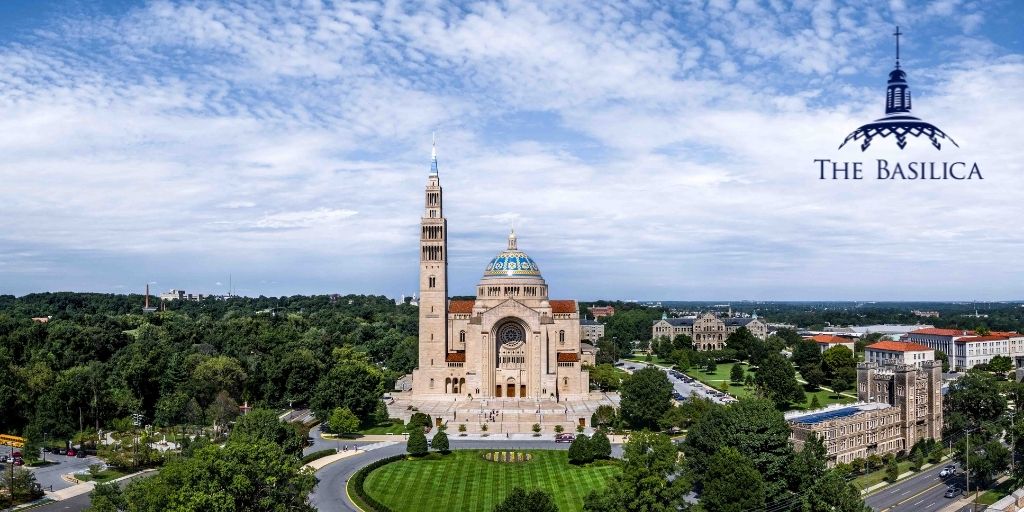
[360,450,619,511]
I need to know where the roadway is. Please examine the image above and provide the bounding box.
[24,454,104,492]
[865,462,966,511]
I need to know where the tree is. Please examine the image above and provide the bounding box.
[944,371,1007,432]
[790,434,827,492]
[801,469,869,512]
[729,363,744,384]
[407,427,428,457]
[494,487,558,512]
[328,407,360,437]
[189,355,247,405]
[700,447,766,512]
[885,457,899,482]
[866,454,882,472]
[230,408,306,456]
[801,363,826,390]
[310,359,385,426]
[792,338,822,368]
[850,458,866,475]
[591,405,618,429]
[725,327,758,361]
[620,367,672,429]
[584,431,686,512]
[86,482,125,512]
[989,355,1013,374]
[831,377,850,397]
[821,345,856,381]
[809,395,821,409]
[0,467,43,504]
[596,339,620,365]
[206,390,239,429]
[957,438,1010,487]
[683,398,793,502]
[591,430,612,459]
[910,449,925,471]
[431,429,450,454]
[569,434,593,464]
[589,364,624,391]
[754,352,805,409]
[935,350,950,372]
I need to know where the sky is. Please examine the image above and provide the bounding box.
[1,0,1023,301]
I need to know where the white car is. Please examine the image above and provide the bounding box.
[939,465,956,478]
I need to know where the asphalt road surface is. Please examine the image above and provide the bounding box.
[619,361,730,404]
[865,463,967,511]
[25,454,104,492]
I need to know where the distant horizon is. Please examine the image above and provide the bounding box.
[3,288,1023,306]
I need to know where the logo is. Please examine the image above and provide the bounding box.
[815,27,981,180]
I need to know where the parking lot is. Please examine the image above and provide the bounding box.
[21,451,104,492]
[618,360,735,404]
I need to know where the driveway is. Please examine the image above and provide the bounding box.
[26,454,103,492]
[619,360,729,404]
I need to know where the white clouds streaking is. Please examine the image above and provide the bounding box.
[0,0,1022,300]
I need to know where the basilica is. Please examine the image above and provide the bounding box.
[410,143,594,402]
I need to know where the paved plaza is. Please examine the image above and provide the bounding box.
[386,391,619,433]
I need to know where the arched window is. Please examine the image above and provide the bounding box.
[559,330,565,344]
[460,330,466,343]
[429,378,435,388]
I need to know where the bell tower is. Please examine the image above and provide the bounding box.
[418,135,448,372]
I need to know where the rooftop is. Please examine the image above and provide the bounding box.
[867,341,933,352]
[911,328,973,337]
[809,334,854,345]
[786,402,891,425]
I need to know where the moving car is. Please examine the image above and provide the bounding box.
[939,465,956,477]
[944,486,962,498]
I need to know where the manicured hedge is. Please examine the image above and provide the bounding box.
[349,454,406,512]
[301,449,337,464]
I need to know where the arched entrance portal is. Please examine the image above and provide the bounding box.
[506,377,516,398]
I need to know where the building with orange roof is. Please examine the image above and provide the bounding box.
[907,327,1024,370]
[808,334,856,353]
[865,341,934,367]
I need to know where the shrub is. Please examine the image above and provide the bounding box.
[431,430,450,454]
[590,430,612,459]
[407,429,428,457]
[885,458,899,482]
[554,425,564,434]
[532,423,541,433]
[301,449,337,464]
[568,434,593,464]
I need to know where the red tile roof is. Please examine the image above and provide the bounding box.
[449,300,475,314]
[955,335,1011,343]
[911,328,973,336]
[445,352,466,362]
[556,352,579,362]
[809,334,854,344]
[550,300,577,314]
[866,341,933,353]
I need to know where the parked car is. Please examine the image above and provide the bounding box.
[944,486,962,498]
[555,433,576,443]
[939,465,956,478]
[56,448,67,455]
[67,448,77,457]
[76,450,87,458]
[12,458,23,466]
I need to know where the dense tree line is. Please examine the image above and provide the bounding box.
[0,292,417,446]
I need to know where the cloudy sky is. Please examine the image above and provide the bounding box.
[1,0,1022,301]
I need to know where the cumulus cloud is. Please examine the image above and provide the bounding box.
[0,0,1021,300]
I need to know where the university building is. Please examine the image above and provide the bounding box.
[787,360,943,466]
[906,328,1024,370]
[580,318,604,344]
[651,312,767,351]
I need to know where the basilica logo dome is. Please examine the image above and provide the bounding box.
[483,231,542,278]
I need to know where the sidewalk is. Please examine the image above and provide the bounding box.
[936,475,1011,512]
[43,468,157,502]
[350,431,625,443]
[303,442,399,471]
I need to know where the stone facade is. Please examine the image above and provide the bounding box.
[651,312,767,351]
[787,360,943,466]
[580,318,604,344]
[410,147,590,401]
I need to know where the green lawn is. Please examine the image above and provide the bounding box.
[357,421,408,435]
[851,461,914,490]
[977,479,1016,505]
[794,387,856,410]
[361,450,620,511]
[684,364,855,410]
[76,468,126,483]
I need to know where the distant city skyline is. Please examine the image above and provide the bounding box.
[1,1,1023,300]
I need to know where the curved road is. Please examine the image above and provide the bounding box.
[310,438,624,512]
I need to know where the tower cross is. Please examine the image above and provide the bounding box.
[893,25,902,68]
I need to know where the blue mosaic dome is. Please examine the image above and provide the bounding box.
[483,231,542,278]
